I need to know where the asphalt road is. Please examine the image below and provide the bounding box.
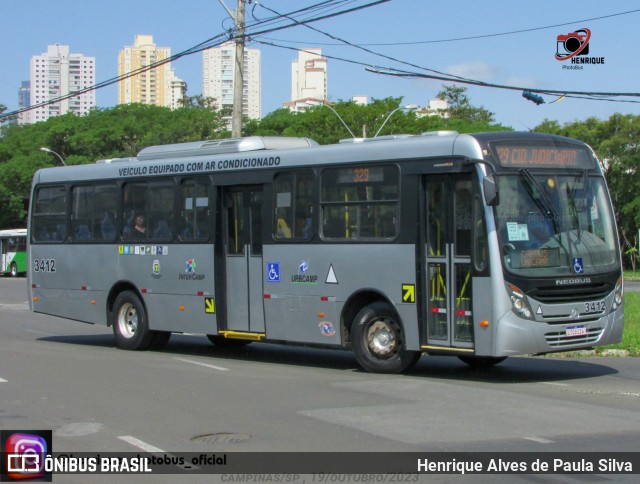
[1,277,639,483]
[626,280,640,292]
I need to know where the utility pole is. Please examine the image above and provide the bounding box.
[232,0,246,138]
[217,0,245,137]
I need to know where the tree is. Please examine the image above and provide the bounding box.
[535,113,640,270]
[436,85,496,124]
[0,103,229,228]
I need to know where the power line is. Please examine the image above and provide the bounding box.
[2,0,386,120]
[366,66,640,102]
[255,1,477,85]
[256,39,640,104]
[260,8,640,46]
[252,2,640,105]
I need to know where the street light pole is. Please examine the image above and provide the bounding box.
[40,147,66,166]
[374,106,417,137]
[305,101,356,139]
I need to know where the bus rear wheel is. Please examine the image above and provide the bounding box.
[112,291,154,350]
[10,262,18,277]
[351,302,421,374]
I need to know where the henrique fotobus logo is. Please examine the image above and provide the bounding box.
[1,430,52,481]
[555,27,605,69]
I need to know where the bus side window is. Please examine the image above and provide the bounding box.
[455,184,472,256]
[321,165,399,241]
[274,171,313,241]
[70,184,117,243]
[32,185,67,243]
[181,177,210,242]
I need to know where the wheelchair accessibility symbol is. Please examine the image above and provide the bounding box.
[266,261,281,282]
[573,257,584,274]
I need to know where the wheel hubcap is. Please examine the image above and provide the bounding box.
[118,303,138,338]
[366,319,397,356]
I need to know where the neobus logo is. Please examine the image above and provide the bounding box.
[555,277,592,286]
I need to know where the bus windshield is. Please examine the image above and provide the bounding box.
[494,172,619,277]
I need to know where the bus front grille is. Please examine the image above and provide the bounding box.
[544,327,604,347]
[529,283,612,304]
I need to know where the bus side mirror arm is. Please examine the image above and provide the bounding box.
[483,175,499,206]
[465,158,499,206]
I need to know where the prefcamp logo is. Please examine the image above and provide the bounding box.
[555,27,605,69]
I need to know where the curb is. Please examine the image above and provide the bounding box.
[538,349,631,358]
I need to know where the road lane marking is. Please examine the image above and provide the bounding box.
[0,377,7,383]
[118,436,199,471]
[0,303,29,310]
[174,357,229,372]
[25,329,56,336]
[524,436,555,444]
[118,435,166,453]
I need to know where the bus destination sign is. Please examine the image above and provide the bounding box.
[493,142,594,169]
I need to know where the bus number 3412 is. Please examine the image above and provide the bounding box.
[33,259,56,272]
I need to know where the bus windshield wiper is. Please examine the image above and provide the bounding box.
[570,169,588,212]
[565,169,588,245]
[519,169,558,221]
[519,169,568,255]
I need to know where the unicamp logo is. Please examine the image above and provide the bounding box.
[555,27,605,70]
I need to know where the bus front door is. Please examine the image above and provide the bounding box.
[223,186,265,334]
[423,175,475,351]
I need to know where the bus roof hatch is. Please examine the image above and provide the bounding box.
[137,136,318,161]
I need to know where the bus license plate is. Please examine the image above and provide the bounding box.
[566,325,587,337]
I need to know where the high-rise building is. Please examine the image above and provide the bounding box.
[20,44,95,124]
[118,35,186,109]
[290,48,327,103]
[202,41,261,122]
[18,81,30,111]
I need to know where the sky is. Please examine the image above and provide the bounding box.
[2,0,639,131]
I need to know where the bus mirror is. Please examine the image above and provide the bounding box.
[483,176,499,206]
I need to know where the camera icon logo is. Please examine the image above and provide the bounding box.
[4,433,47,480]
[556,28,591,61]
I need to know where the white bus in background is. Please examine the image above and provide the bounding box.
[0,228,27,277]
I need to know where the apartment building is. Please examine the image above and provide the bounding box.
[290,48,327,103]
[118,35,186,109]
[202,41,261,121]
[20,44,95,124]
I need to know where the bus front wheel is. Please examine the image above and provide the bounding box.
[112,291,154,350]
[10,263,18,277]
[351,302,420,374]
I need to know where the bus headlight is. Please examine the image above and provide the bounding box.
[506,283,534,320]
[612,277,623,311]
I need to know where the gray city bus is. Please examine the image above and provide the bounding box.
[27,131,624,373]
